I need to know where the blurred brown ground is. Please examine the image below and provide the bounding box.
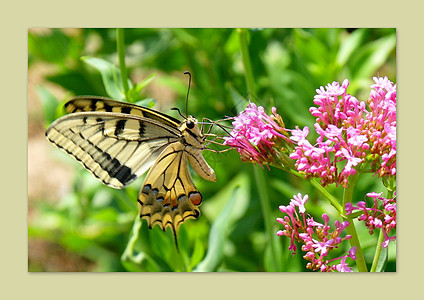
[28,30,94,271]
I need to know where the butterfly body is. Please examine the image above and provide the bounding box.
[46,96,216,235]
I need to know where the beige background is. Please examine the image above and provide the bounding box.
[1,0,419,299]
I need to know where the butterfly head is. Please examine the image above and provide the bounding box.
[185,115,196,129]
[182,115,200,132]
[180,115,206,146]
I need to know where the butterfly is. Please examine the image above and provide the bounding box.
[45,95,218,239]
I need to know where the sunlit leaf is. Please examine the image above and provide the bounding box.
[82,56,133,100]
[194,173,250,271]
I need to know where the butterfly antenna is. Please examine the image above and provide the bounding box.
[171,107,186,119]
[184,71,191,116]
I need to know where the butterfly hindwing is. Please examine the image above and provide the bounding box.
[138,142,203,234]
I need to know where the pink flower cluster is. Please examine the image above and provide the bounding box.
[290,77,396,187]
[276,193,356,272]
[223,102,291,167]
[346,192,396,248]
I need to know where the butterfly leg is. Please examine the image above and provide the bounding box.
[204,147,233,154]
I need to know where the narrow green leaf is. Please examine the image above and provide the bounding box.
[353,34,396,78]
[135,73,156,93]
[376,245,388,272]
[128,73,156,101]
[194,173,249,271]
[170,28,198,47]
[121,217,161,272]
[121,251,160,272]
[193,189,239,271]
[337,29,366,66]
[190,238,205,270]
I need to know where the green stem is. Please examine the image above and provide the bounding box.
[237,28,257,99]
[285,168,343,213]
[311,179,343,213]
[254,166,281,271]
[238,28,280,270]
[342,175,368,272]
[116,28,130,98]
[370,229,385,272]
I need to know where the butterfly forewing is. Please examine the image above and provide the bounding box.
[64,96,180,128]
[46,111,180,188]
[46,97,216,237]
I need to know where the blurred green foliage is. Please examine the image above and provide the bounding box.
[28,28,396,272]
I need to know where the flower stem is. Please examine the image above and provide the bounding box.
[285,168,343,213]
[254,166,281,271]
[116,28,130,98]
[342,175,368,272]
[238,28,280,270]
[370,229,385,272]
[310,178,343,213]
[237,28,257,99]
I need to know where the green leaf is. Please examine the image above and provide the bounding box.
[46,70,104,96]
[121,250,160,272]
[170,28,199,47]
[292,29,330,67]
[337,29,366,66]
[121,218,161,272]
[28,29,73,64]
[190,238,206,270]
[134,98,157,109]
[351,34,396,79]
[194,173,250,271]
[127,73,156,102]
[82,56,133,100]
[36,86,60,124]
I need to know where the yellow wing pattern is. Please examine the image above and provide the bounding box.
[46,97,216,239]
[138,142,203,234]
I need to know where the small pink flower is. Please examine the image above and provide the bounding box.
[312,239,335,256]
[345,193,396,248]
[336,256,353,272]
[348,247,357,260]
[290,126,310,145]
[340,148,363,172]
[290,193,308,214]
[224,102,292,168]
[276,194,354,272]
[290,77,396,187]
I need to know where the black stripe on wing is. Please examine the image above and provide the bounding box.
[46,112,180,188]
[137,143,202,235]
[64,96,181,129]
